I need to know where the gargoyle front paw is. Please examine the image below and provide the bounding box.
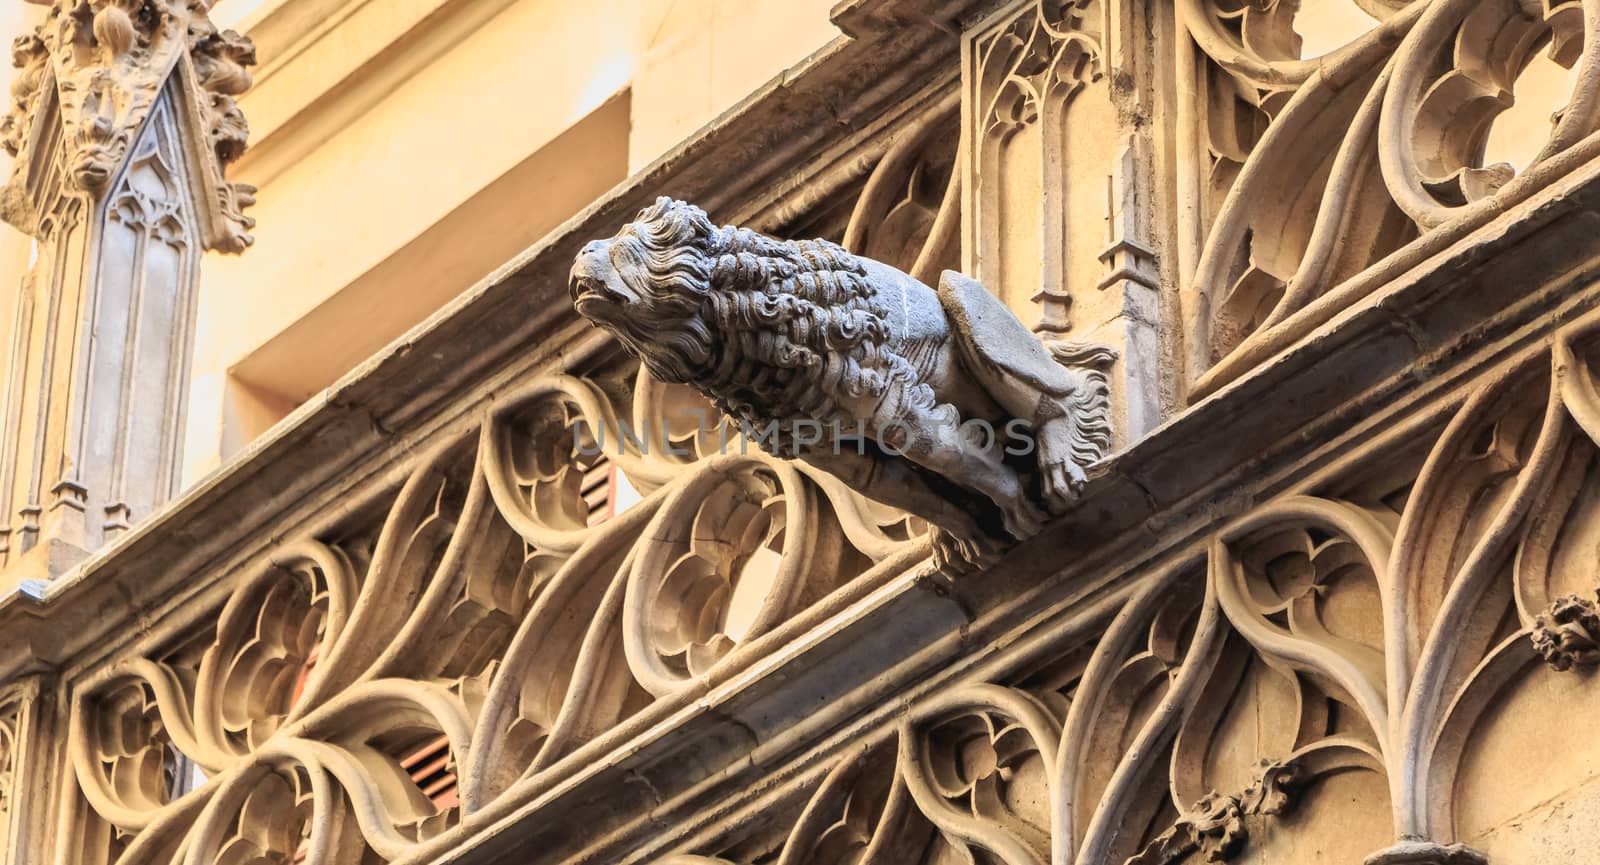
[1000,497,1047,540]
[1041,459,1088,514]
[930,526,1000,573]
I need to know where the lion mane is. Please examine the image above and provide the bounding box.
[604,197,942,456]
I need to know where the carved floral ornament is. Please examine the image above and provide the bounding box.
[0,0,257,253]
[1183,0,1600,395]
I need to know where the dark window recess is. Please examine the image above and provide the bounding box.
[581,454,616,527]
[400,734,459,809]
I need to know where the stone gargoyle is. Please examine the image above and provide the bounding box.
[569,196,1110,566]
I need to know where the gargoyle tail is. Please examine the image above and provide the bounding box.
[1048,341,1116,467]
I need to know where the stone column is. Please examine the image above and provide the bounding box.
[0,0,254,583]
[0,676,61,865]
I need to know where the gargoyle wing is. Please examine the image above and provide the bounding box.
[936,270,1080,418]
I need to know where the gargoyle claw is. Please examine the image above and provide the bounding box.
[1001,497,1047,540]
[1042,459,1087,514]
[930,526,1002,572]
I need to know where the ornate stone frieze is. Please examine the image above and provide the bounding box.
[6,2,1600,864]
[52,357,947,863]
[22,117,1600,865]
[635,313,1600,865]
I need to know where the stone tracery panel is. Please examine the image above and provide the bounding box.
[54,199,1600,865]
[1181,0,1600,397]
[53,356,945,864]
[48,112,988,860]
[22,4,1600,862]
[637,319,1600,865]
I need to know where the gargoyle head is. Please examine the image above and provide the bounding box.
[569,197,722,384]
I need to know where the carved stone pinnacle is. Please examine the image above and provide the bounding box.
[0,0,257,252]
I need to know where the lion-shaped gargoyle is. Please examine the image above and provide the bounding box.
[570,196,1109,567]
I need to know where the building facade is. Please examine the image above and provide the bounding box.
[0,1,1594,864]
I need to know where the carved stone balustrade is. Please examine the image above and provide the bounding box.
[0,1,1596,865]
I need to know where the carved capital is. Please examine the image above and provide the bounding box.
[0,0,256,252]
